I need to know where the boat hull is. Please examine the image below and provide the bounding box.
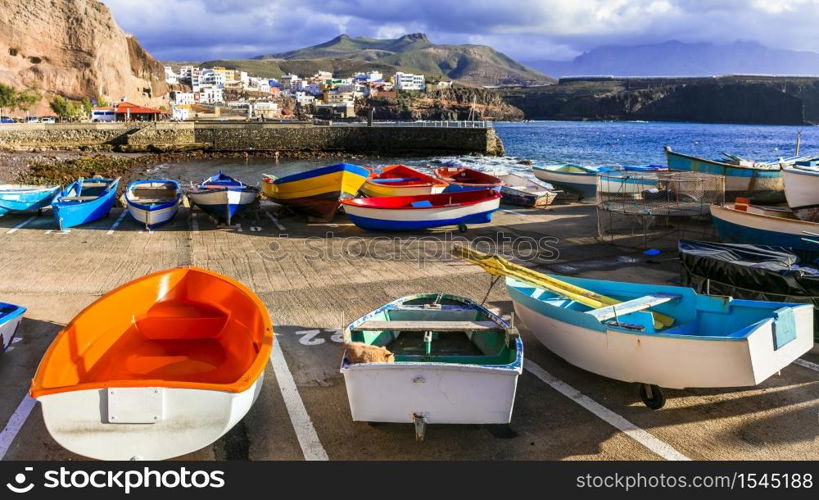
[188,189,257,225]
[37,377,263,460]
[362,182,447,197]
[598,173,659,196]
[263,164,368,220]
[52,181,119,230]
[665,149,783,203]
[0,305,25,352]
[710,204,819,252]
[342,362,519,424]
[533,168,597,202]
[500,186,557,207]
[0,185,59,216]
[344,197,500,231]
[782,167,819,220]
[508,281,813,389]
[126,202,180,229]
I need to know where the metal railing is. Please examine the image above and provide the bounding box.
[325,120,492,128]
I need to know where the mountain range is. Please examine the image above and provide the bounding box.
[200,33,552,87]
[526,41,819,77]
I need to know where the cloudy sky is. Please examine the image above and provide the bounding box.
[102,0,819,62]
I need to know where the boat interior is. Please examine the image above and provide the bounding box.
[128,182,180,204]
[514,277,791,339]
[348,296,518,365]
[59,179,115,202]
[370,166,439,186]
[31,268,271,396]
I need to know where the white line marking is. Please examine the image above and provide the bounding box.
[190,212,199,232]
[44,229,53,235]
[794,358,819,373]
[503,209,527,216]
[6,216,38,234]
[106,210,128,235]
[266,211,286,231]
[524,358,690,461]
[0,395,37,459]
[269,341,328,461]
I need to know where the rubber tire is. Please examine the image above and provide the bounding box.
[639,384,666,409]
[458,223,468,233]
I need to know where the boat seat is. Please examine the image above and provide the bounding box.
[351,320,500,332]
[586,293,681,323]
[81,182,109,188]
[59,196,99,201]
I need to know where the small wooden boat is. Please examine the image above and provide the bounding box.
[262,163,369,221]
[30,267,273,460]
[532,164,615,202]
[433,167,503,193]
[453,246,814,409]
[0,302,26,353]
[710,201,819,252]
[665,146,785,203]
[0,185,60,216]
[341,293,522,440]
[342,189,501,232]
[362,164,448,197]
[124,180,182,229]
[187,171,259,225]
[493,172,558,207]
[782,162,819,221]
[52,177,120,230]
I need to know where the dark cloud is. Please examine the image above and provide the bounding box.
[102,0,819,62]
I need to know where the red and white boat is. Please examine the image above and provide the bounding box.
[362,165,449,197]
[434,167,503,193]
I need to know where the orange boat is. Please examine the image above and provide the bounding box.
[30,267,273,461]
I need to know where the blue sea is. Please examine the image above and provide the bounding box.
[155,120,818,181]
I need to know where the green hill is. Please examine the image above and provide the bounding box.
[207,33,552,87]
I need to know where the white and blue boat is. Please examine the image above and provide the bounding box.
[533,164,620,202]
[710,202,819,252]
[52,177,120,230]
[0,185,60,216]
[507,275,814,408]
[782,162,819,221]
[0,302,26,353]
[188,171,259,225]
[124,180,183,229]
[665,146,785,203]
[342,189,501,232]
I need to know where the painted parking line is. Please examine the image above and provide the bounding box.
[266,211,286,231]
[0,395,37,459]
[5,216,39,235]
[269,341,328,461]
[794,358,819,373]
[524,358,690,461]
[190,212,199,232]
[106,211,128,235]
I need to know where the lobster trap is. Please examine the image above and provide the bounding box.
[596,171,724,249]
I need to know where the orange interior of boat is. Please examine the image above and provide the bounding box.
[30,267,273,397]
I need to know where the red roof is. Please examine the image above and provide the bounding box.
[115,102,166,115]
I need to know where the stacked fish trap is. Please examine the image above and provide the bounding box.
[596,170,725,248]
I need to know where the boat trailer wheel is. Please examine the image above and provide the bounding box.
[639,383,666,410]
[457,224,468,233]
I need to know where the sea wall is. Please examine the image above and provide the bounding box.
[0,122,504,156]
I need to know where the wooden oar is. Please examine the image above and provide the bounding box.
[452,245,674,328]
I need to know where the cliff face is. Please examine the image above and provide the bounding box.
[365,87,524,121]
[0,0,168,114]
[500,77,811,125]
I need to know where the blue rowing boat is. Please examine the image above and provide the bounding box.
[0,302,26,353]
[188,171,259,225]
[0,184,60,216]
[52,177,120,230]
[124,180,183,229]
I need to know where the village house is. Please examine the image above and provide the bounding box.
[394,71,426,91]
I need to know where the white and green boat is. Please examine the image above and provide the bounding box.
[341,293,523,440]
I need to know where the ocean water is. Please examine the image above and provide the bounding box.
[153,120,818,182]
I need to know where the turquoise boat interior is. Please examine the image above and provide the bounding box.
[347,294,521,366]
[507,276,801,344]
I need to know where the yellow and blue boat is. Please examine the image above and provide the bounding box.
[262,163,369,220]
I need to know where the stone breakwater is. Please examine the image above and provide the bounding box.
[0,122,504,156]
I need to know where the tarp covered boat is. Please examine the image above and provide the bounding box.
[263,163,369,221]
[188,171,259,225]
[30,267,273,460]
[342,189,501,232]
[125,180,182,229]
[0,185,60,216]
[341,293,522,439]
[52,177,120,230]
[665,146,784,203]
[678,239,819,342]
[362,164,448,197]
[433,167,503,193]
[0,302,26,353]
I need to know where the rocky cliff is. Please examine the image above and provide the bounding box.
[0,0,168,114]
[500,77,812,125]
[364,87,524,121]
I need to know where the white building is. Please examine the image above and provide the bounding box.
[164,66,179,85]
[394,72,426,91]
[356,71,383,83]
[172,92,196,105]
[198,86,224,104]
[201,69,226,88]
[281,74,301,90]
[172,106,192,121]
[251,101,279,119]
[295,92,315,106]
[239,71,250,88]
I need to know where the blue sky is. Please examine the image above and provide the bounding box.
[102,0,819,62]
